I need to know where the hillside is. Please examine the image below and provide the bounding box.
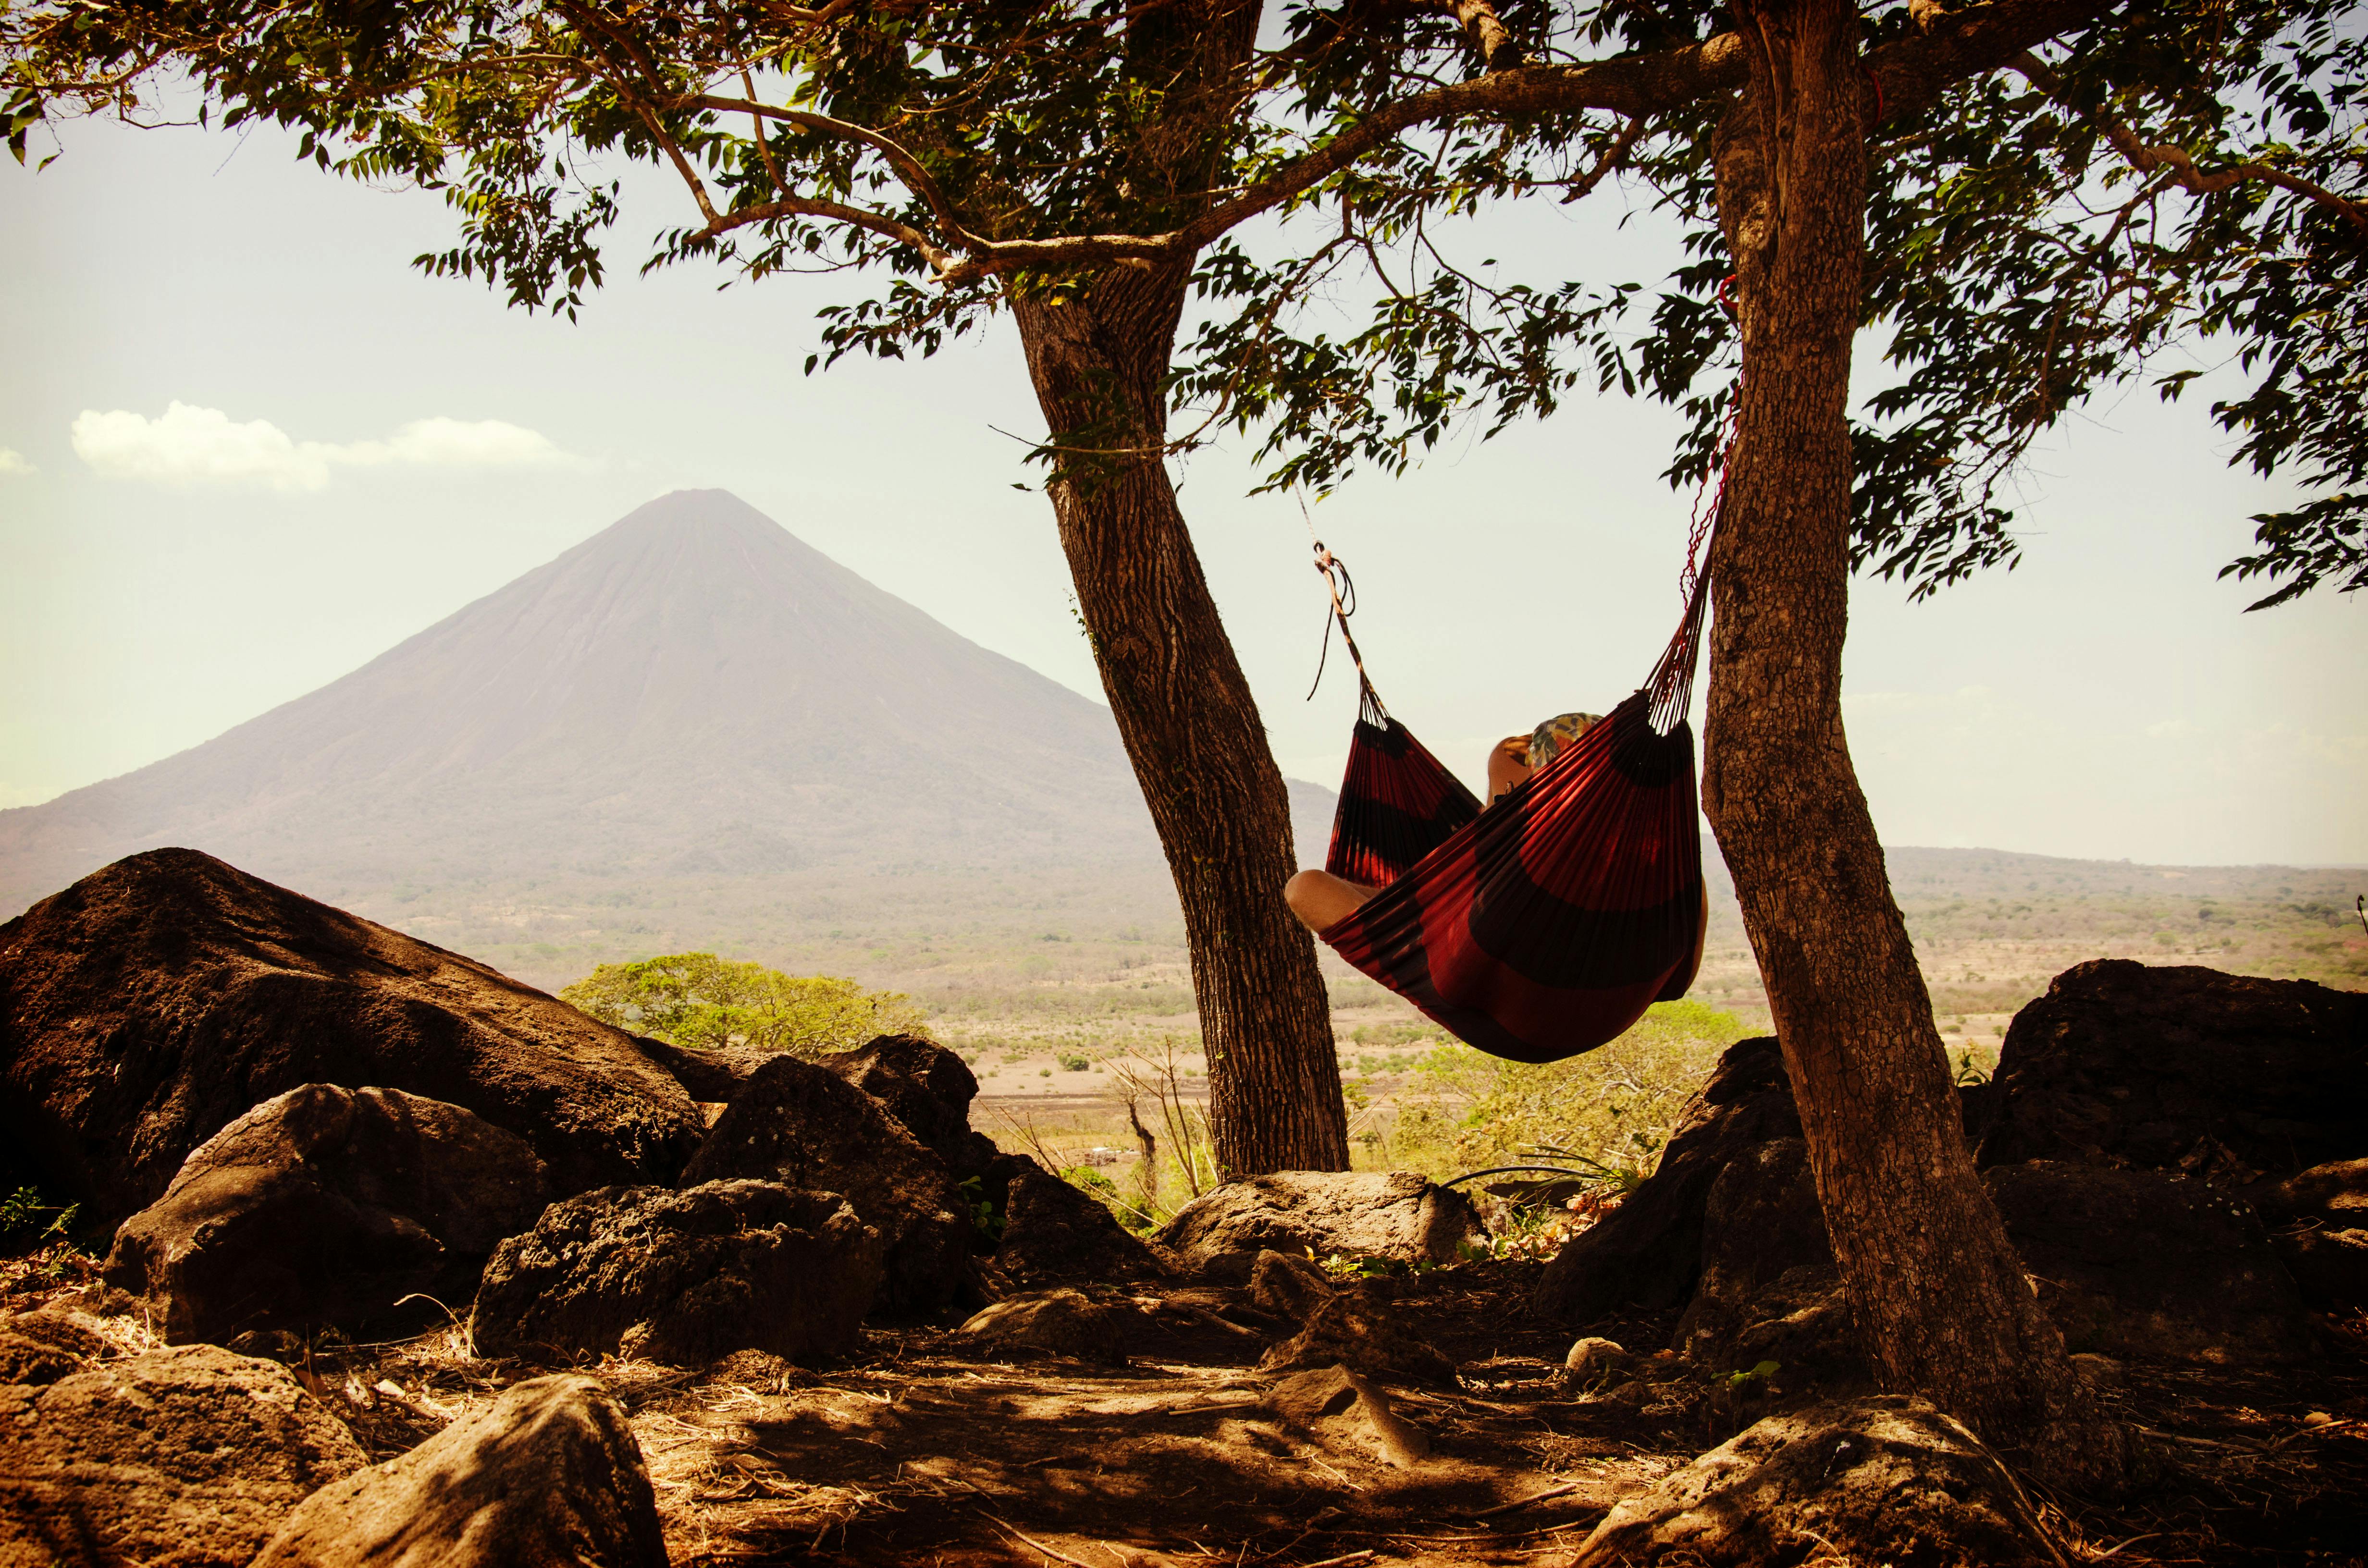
[0,490,1343,918]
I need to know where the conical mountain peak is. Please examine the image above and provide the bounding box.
[0,491,1167,914]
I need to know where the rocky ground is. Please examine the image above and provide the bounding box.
[5,848,2367,1567]
[6,1254,2363,1567]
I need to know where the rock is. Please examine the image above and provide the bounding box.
[251,1374,667,1568]
[957,1289,1129,1365]
[680,1054,981,1314]
[1257,1293,1459,1387]
[103,1083,551,1345]
[471,1180,882,1366]
[1986,1161,2314,1365]
[1155,1171,1484,1283]
[1535,1036,1802,1325]
[0,1343,369,1568]
[2271,1227,2368,1311]
[1261,1365,1431,1469]
[2251,1157,2368,1311]
[823,1034,999,1176]
[0,849,704,1230]
[1976,960,2368,1182]
[1262,1363,1362,1428]
[1672,1138,1867,1385]
[1562,1336,1637,1392]
[631,1035,782,1103]
[1248,1249,1337,1322]
[2251,1156,2368,1228]
[1570,1395,2059,1567]
[0,1310,101,1387]
[995,1161,1168,1286]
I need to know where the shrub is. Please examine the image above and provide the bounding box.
[559,952,927,1056]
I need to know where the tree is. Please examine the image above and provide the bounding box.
[1141,0,2363,1484]
[558,952,929,1055]
[3,0,1363,1177]
[11,0,2362,1479]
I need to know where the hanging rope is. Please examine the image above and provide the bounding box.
[1307,541,1388,723]
[1647,276,1745,735]
[1300,489,1389,721]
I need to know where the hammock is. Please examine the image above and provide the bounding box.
[1306,528,1714,1066]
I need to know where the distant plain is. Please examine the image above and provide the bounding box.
[358,843,2367,1178]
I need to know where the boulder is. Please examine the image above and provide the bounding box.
[0,1310,101,1387]
[2272,1227,2368,1311]
[1665,1145,2318,1373]
[680,1054,981,1314]
[2251,1155,2368,1228]
[1535,1036,1801,1325]
[1975,960,2368,1181]
[251,1374,667,1568]
[1571,1395,2059,1567]
[1257,1293,1459,1387]
[1155,1171,1484,1283]
[0,1343,368,1568]
[1562,1336,1638,1392]
[1248,1248,1337,1322]
[0,849,704,1230]
[996,1162,1167,1287]
[1986,1161,2314,1365]
[103,1083,551,1345]
[956,1289,1129,1365]
[1672,1139,1866,1385]
[2250,1157,2368,1312]
[823,1034,999,1176]
[472,1180,882,1366]
[631,1035,781,1104]
[1261,1365,1431,1470]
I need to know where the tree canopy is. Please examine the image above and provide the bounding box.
[8,0,2359,604]
[558,952,928,1055]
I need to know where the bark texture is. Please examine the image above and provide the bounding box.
[1699,0,2125,1487]
[1006,0,1348,1177]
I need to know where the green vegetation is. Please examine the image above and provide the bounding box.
[1365,1001,1752,1185]
[0,1186,76,1252]
[559,952,926,1056]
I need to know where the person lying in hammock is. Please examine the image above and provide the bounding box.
[1283,710,1603,934]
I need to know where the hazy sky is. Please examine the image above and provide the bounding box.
[3,110,2361,867]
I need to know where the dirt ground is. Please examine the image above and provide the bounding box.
[14,1255,2365,1568]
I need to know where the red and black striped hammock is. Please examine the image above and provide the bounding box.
[1307,549,1712,1066]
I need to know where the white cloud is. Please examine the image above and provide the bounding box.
[0,447,34,476]
[71,402,574,491]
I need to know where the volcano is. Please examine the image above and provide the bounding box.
[0,490,1218,916]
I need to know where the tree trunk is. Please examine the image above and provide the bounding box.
[1700,0,2127,1487]
[1010,260,1350,1178]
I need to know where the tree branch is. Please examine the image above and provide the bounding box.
[686,93,975,249]
[2011,51,2368,235]
[694,192,958,274]
[1866,0,2121,123]
[706,0,2132,284]
[1431,0,1521,71]
[1561,116,1645,204]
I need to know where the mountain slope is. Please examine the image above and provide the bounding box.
[0,490,1260,913]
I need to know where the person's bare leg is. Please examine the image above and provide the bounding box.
[1284,869,1381,933]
